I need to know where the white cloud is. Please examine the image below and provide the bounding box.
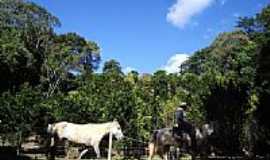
[166,0,214,28]
[162,54,189,73]
[123,66,137,74]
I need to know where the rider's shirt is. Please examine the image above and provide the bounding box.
[175,107,186,125]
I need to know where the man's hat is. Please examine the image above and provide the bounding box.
[180,102,187,106]
[179,102,187,110]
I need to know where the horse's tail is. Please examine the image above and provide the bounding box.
[149,130,158,143]
[149,130,158,160]
[191,126,199,154]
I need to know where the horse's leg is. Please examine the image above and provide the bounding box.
[163,146,170,160]
[93,143,101,158]
[158,146,167,160]
[191,153,196,160]
[48,136,56,160]
[162,152,168,160]
[77,148,89,160]
[190,145,198,160]
[64,140,69,160]
[148,142,155,160]
[158,153,164,160]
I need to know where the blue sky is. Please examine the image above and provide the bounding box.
[32,0,269,74]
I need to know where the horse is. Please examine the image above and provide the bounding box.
[148,127,192,160]
[47,119,124,160]
[148,123,214,160]
[193,123,215,159]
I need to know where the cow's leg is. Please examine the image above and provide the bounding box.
[77,148,89,160]
[93,143,101,158]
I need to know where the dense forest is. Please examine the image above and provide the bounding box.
[0,0,269,156]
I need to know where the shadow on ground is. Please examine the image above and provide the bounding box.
[0,147,31,160]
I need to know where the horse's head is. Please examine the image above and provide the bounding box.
[202,123,214,136]
[110,119,124,140]
[47,123,56,135]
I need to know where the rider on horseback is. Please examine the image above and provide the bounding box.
[175,102,187,126]
[173,102,193,150]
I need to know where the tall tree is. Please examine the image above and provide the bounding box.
[181,31,257,154]
[237,5,270,45]
[238,5,270,155]
[103,59,123,75]
[0,0,60,92]
[42,33,100,96]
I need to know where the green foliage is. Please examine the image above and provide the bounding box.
[0,27,34,92]
[42,33,100,97]
[103,59,123,74]
[180,31,259,154]
[237,4,270,155]
[0,85,43,133]
[0,0,60,29]
[0,0,269,156]
[237,5,270,44]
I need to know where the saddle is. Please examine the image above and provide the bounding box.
[173,121,194,146]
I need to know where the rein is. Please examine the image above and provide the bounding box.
[123,136,148,144]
